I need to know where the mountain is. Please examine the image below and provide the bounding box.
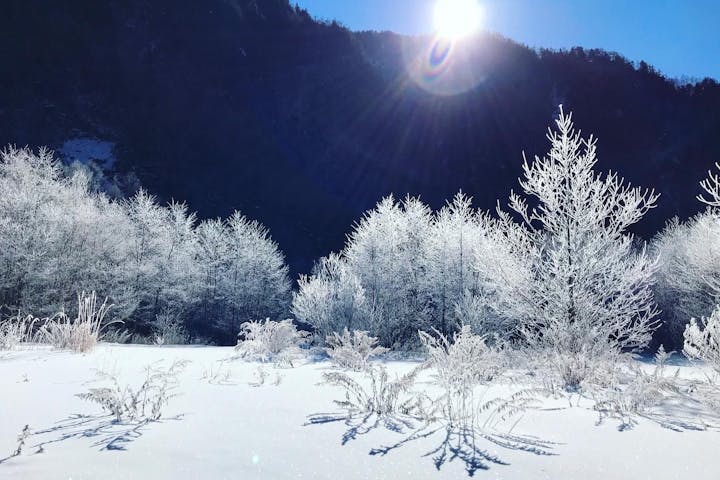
[2,0,719,275]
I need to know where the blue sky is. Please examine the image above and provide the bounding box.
[294,0,720,80]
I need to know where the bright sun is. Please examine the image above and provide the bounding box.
[433,0,483,39]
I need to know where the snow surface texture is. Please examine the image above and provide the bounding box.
[1,345,719,479]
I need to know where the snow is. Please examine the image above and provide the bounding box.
[1,344,718,479]
[60,138,116,169]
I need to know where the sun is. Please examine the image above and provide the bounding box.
[433,0,483,39]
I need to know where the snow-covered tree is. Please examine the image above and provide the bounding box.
[493,107,661,388]
[0,146,291,343]
[652,213,720,349]
[117,191,201,329]
[294,193,532,347]
[195,213,291,340]
[0,147,129,316]
[652,162,720,350]
[221,212,291,334]
[698,162,720,208]
[292,253,370,340]
[344,196,433,347]
[424,193,483,335]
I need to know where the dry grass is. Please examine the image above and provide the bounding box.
[0,315,41,350]
[38,292,117,352]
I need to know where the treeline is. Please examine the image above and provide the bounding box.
[0,147,290,343]
[1,116,719,350]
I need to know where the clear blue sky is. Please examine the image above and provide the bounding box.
[293,0,720,80]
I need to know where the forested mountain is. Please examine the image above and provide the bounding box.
[2,0,719,274]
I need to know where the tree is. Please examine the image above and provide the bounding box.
[344,196,433,347]
[652,162,720,350]
[0,146,130,317]
[652,213,720,349]
[195,213,291,340]
[698,162,720,207]
[424,193,482,336]
[0,146,292,344]
[494,107,661,388]
[292,253,370,340]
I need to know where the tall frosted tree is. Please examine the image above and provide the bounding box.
[195,213,291,340]
[496,107,660,388]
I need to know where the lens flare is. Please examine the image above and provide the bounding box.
[403,36,486,96]
[433,0,483,39]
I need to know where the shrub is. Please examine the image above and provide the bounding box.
[419,326,504,427]
[325,329,388,371]
[322,364,423,417]
[592,347,683,429]
[235,318,309,366]
[77,360,188,422]
[38,291,115,352]
[0,315,40,350]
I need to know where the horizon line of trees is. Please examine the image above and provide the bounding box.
[1,108,718,351]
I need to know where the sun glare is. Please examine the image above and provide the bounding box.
[433,0,483,39]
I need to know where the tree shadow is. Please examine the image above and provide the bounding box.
[306,412,557,476]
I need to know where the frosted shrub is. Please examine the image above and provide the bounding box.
[325,329,388,371]
[323,364,423,417]
[77,360,188,423]
[0,315,40,350]
[39,292,116,352]
[684,306,720,374]
[235,318,309,366]
[593,347,682,428]
[419,326,504,427]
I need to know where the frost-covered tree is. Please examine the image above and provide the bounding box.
[698,162,720,208]
[294,193,530,347]
[344,196,433,347]
[651,162,720,350]
[117,191,201,329]
[652,213,720,349]
[424,193,483,335]
[493,107,660,388]
[195,213,291,340]
[292,253,370,340]
[0,146,291,343]
[0,147,130,316]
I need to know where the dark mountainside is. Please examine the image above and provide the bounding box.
[2,0,719,275]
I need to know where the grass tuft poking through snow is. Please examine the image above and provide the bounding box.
[39,292,116,353]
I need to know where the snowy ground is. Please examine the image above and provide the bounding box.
[1,345,719,479]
